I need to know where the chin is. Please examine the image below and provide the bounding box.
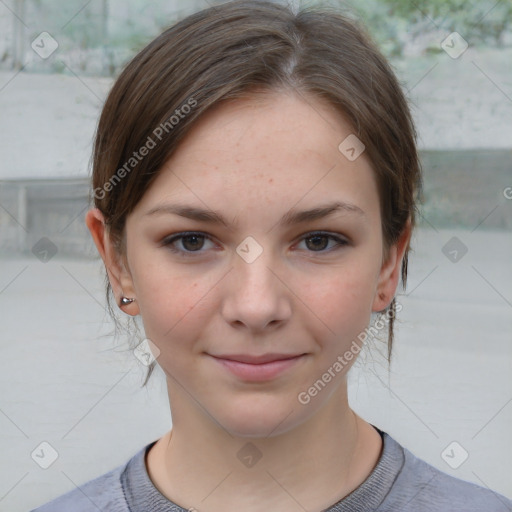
[212,397,304,439]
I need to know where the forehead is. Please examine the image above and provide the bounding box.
[174,90,356,168]
[133,90,380,224]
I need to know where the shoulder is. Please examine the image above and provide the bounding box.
[30,460,128,512]
[380,434,512,512]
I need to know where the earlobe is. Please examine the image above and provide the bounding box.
[372,219,412,312]
[85,208,140,316]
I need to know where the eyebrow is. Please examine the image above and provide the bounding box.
[144,200,365,228]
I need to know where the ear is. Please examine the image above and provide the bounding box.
[372,218,412,312]
[85,208,140,316]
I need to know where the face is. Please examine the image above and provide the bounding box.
[105,91,405,437]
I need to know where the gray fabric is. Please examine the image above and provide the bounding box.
[31,427,512,511]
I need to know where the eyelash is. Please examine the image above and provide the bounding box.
[161,231,348,258]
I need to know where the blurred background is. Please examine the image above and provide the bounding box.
[0,1,511,511]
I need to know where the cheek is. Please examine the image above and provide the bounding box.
[299,260,379,348]
[324,271,373,310]
[127,249,209,344]
[139,279,206,338]
[136,281,211,377]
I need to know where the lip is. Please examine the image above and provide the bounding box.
[208,353,306,381]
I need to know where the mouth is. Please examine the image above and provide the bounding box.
[208,353,307,381]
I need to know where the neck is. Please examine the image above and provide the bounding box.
[146,385,383,512]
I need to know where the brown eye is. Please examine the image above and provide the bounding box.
[180,234,205,251]
[162,232,215,257]
[297,232,348,253]
[305,235,329,251]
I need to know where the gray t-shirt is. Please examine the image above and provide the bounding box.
[31,427,512,511]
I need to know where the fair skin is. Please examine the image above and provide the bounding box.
[86,90,411,512]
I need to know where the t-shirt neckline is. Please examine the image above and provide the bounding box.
[121,425,405,512]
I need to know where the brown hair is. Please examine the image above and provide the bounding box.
[91,0,422,386]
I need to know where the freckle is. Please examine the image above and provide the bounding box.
[268,178,273,183]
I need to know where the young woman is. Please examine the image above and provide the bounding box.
[32,1,511,511]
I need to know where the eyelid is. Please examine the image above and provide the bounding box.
[160,231,217,251]
[293,231,349,252]
[161,230,349,257]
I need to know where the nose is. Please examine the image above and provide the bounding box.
[221,245,292,333]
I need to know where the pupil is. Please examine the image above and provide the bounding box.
[183,235,203,251]
[307,235,327,251]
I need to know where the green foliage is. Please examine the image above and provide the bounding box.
[308,0,512,57]
[359,0,512,48]
[14,0,512,75]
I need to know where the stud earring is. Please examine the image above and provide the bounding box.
[120,296,135,306]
